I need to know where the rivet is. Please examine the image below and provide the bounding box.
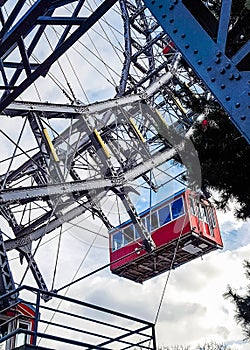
[194,49,198,54]
[162,14,167,18]
[198,60,202,65]
[170,18,174,23]
[211,77,216,82]
[235,103,240,108]
[159,4,163,8]
[173,29,178,33]
[181,33,186,38]
[241,116,246,121]
[225,96,230,101]
[169,4,174,10]
[220,68,226,74]
[215,57,221,64]
[235,73,241,80]
[248,92,250,96]
[151,0,156,4]
[216,51,222,57]
[185,44,189,49]
[225,63,231,69]
[221,84,225,89]
[173,0,178,4]
[229,74,234,80]
[207,66,212,71]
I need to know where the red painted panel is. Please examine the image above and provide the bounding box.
[185,189,223,247]
[110,189,223,274]
[110,214,191,271]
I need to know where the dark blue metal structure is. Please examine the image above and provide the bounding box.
[0,1,248,348]
[0,0,118,111]
[0,285,156,350]
[143,0,250,142]
[0,0,248,340]
[0,0,249,140]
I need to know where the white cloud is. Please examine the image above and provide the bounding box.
[67,235,250,349]
[0,4,249,348]
[4,196,250,350]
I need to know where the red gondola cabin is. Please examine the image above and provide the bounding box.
[0,302,35,350]
[109,189,223,283]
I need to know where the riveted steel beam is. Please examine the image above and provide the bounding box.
[143,0,250,143]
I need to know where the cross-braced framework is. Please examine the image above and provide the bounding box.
[0,0,210,303]
[0,0,248,310]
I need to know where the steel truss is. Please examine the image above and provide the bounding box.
[0,0,118,111]
[0,0,248,306]
[0,68,200,299]
[143,0,250,142]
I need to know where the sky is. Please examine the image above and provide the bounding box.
[63,211,250,350]
[6,198,249,350]
[0,1,250,350]
[41,209,250,350]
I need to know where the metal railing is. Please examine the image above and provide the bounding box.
[0,285,156,350]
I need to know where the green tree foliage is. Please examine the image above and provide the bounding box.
[224,260,250,341]
[201,0,248,17]
[184,0,250,219]
[190,104,250,220]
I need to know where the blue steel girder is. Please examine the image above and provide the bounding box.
[142,0,250,143]
[0,0,76,56]
[0,0,118,111]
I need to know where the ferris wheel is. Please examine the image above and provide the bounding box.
[0,1,249,347]
[0,0,212,298]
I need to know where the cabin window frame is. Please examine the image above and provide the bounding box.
[123,224,135,245]
[207,207,217,229]
[158,204,172,227]
[112,230,123,251]
[189,195,196,216]
[111,194,186,251]
[15,320,31,348]
[146,210,159,233]
[170,196,185,220]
